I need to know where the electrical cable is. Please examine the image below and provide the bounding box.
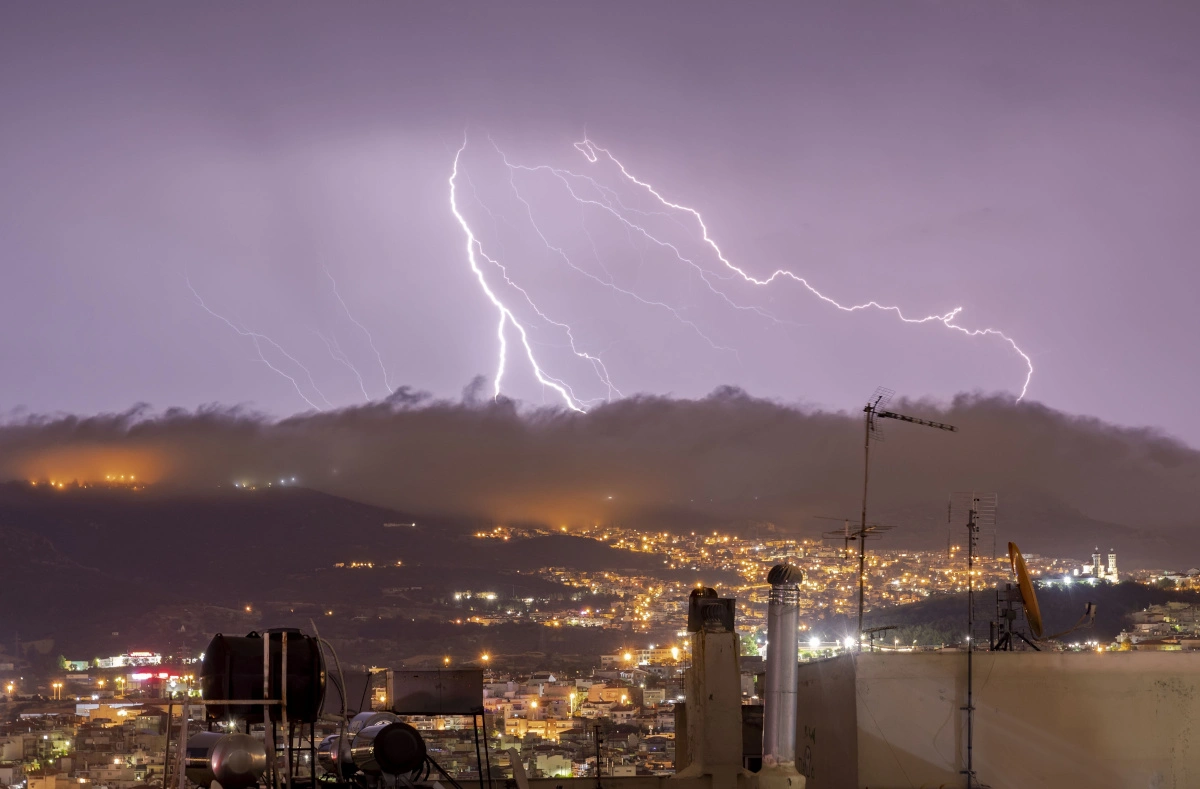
[309,621,352,782]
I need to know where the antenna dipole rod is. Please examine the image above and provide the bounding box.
[877,410,958,432]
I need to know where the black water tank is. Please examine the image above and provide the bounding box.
[200,628,325,723]
[351,722,426,776]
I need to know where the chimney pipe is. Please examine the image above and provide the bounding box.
[763,563,801,768]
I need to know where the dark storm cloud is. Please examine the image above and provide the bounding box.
[3,390,1197,532]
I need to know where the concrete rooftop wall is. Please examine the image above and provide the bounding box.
[796,651,1200,789]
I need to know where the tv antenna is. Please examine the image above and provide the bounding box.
[857,387,958,642]
[862,625,899,653]
[815,515,896,630]
[950,492,997,645]
[815,515,891,559]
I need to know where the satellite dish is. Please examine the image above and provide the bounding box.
[1008,542,1044,639]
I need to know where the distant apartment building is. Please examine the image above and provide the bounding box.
[599,647,678,668]
[95,652,162,669]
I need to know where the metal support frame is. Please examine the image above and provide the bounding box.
[991,584,1040,652]
[282,632,291,789]
[471,712,485,789]
[163,701,174,789]
[479,711,493,789]
[177,696,189,789]
[262,631,291,789]
[309,721,317,789]
[165,627,303,789]
[593,720,604,787]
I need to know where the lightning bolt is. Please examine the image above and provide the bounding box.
[315,330,371,402]
[488,138,737,354]
[324,266,394,395]
[186,277,329,411]
[449,138,588,412]
[574,138,1035,400]
[499,153,787,327]
[459,168,623,401]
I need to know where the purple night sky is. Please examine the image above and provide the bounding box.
[2,3,1198,441]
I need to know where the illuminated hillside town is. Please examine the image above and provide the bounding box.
[6,511,1200,789]
[463,522,1119,641]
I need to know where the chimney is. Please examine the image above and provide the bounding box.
[675,587,742,787]
[762,563,801,770]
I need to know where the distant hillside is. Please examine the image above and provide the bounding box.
[766,488,1184,571]
[625,490,1188,571]
[0,484,671,655]
[811,581,1200,645]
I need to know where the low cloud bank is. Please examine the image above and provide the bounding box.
[2,387,1196,530]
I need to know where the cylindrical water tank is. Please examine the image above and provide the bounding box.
[317,734,354,779]
[316,711,397,778]
[350,722,426,776]
[200,628,325,723]
[348,711,397,734]
[185,732,268,789]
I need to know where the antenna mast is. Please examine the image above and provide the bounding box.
[949,492,997,789]
[858,388,958,644]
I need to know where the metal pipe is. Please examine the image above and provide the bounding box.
[963,503,978,788]
[282,631,290,789]
[163,702,173,789]
[177,699,189,789]
[859,404,872,644]
[264,633,278,789]
[763,563,802,768]
[309,721,317,787]
[471,713,485,789]
[481,711,493,789]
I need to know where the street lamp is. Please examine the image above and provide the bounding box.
[443,656,450,666]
